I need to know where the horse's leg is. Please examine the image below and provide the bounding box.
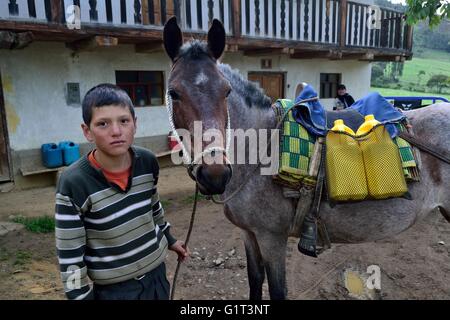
[255,232,288,300]
[243,230,265,300]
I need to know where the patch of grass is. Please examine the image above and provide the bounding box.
[182,193,207,205]
[14,250,32,266]
[0,248,11,262]
[12,216,55,233]
[160,199,172,208]
[394,48,450,93]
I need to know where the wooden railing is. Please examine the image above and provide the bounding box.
[240,0,341,44]
[0,0,412,51]
[346,1,410,50]
[0,0,234,33]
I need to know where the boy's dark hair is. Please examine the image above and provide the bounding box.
[337,84,346,90]
[82,83,135,125]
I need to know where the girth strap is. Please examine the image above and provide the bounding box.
[398,131,450,165]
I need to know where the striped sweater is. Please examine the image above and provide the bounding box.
[55,146,176,300]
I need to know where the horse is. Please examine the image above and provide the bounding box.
[162,17,450,300]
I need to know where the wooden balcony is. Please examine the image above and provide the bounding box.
[0,0,412,60]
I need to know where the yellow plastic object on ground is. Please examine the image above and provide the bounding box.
[331,119,356,136]
[356,114,380,136]
[359,125,407,199]
[326,131,368,201]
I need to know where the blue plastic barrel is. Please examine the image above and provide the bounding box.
[59,141,80,166]
[41,143,63,168]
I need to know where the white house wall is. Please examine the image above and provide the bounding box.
[0,41,173,151]
[222,52,372,109]
[0,42,371,152]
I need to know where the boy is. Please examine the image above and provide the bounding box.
[55,83,189,300]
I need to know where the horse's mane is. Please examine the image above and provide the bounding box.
[219,63,272,109]
[179,40,272,109]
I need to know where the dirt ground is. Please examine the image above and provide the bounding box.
[0,166,449,300]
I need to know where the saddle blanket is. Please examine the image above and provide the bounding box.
[273,98,419,189]
[293,85,406,138]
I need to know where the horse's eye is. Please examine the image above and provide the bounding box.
[168,89,180,101]
[225,88,232,98]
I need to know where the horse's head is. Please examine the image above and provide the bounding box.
[163,17,232,195]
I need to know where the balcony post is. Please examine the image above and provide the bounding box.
[339,0,347,47]
[142,0,149,24]
[406,24,413,51]
[232,0,241,38]
[51,0,63,23]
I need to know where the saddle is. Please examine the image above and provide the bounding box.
[272,97,421,257]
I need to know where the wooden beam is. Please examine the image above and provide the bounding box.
[243,47,294,56]
[340,52,375,61]
[0,31,33,49]
[154,0,161,25]
[0,31,15,49]
[0,20,413,58]
[406,25,413,51]
[51,0,63,23]
[135,41,163,53]
[66,36,119,51]
[13,32,34,49]
[372,54,405,62]
[339,0,348,47]
[290,50,341,60]
[232,0,241,39]
[141,0,150,25]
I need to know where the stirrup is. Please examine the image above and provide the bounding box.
[298,215,318,258]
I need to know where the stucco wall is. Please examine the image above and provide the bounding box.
[222,52,372,109]
[0,42,371,152]
[0,42,173,151]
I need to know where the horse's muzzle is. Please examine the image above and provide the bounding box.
[191,163,232,195]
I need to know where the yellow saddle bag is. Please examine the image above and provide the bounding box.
[359,124,407,199]
[326,131,368,201]
[326,124,407,201]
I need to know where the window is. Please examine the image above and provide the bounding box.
[116,71,164,107]
[320,73,341,99]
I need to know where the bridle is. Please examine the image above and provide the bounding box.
[165,90,233,183]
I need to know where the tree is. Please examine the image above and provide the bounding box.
[371,64,385,82]
[406,0,450,27]
[426,74,449,93]
[417,70,426,85]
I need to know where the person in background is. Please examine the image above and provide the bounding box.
[333,84,355,110]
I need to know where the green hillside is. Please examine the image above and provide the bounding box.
[371,48,450,96]
[400,49,450,88]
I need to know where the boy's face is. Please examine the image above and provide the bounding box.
[82,105,136,158]
[338,88,347,96]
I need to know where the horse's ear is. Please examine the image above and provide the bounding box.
[163,17,183,61]
[208,19,226,60]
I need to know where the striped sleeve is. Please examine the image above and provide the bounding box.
[55,192,93,300]
[151,171,177,246]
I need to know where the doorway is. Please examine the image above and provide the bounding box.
[248,72,285,102]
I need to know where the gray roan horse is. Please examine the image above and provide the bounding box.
[163,17,450,299]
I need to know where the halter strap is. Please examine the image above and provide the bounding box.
[165,90,232,166]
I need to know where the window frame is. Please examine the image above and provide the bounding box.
[115,70,165,107]
[320,73,342,99]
